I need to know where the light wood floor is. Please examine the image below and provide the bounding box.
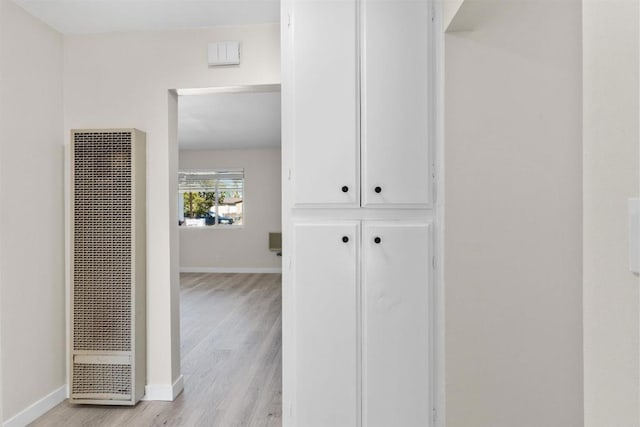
[31,273,282,427]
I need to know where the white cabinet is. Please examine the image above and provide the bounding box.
[362,222,432,426]
[292,0,359,207]
[293,222,359,427]
[292,220,433,427]
[284,0,436,425]
[361,0,432,207]
[290,0,432,208]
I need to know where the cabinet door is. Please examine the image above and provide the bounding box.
[362,0,432,207]
[293,222,359,427]
[292,0,359,206]
[363,221,432,427]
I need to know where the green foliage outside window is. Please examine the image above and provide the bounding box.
[183,191,226,218]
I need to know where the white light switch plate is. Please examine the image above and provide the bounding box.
[208,41,240,66]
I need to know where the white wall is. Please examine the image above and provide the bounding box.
[444,1,583,426]
[0,0,65,421]
[583,1,640,426]
[179,148,282,271]
[443,0,464,29]
[64,24,280,391]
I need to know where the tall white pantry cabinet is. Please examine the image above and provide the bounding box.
[281,0,436,426]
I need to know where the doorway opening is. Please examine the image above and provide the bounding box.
[175,84,282,424]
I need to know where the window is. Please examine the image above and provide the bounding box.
[178,170,244,227]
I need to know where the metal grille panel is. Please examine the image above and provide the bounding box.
[73,131,132,352]
[72,363,132,396]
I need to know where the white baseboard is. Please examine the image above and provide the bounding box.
[3,385,66,427]
[180,267,282,274]
[142,375,184,401]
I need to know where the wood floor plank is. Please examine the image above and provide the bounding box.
[30,273,282,427]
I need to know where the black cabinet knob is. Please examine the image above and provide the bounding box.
[374,186,382,194]
[342,236,349,243]
[342,186,349,193]
[374,237,381,244]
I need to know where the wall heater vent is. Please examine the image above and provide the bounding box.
[70,129,146,405]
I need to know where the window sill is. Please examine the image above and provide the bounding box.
[179,225,245,231]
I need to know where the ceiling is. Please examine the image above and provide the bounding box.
[178,90,281,150]
[12,0,280,34]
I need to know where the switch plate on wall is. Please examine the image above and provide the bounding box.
[208,41,240,66]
